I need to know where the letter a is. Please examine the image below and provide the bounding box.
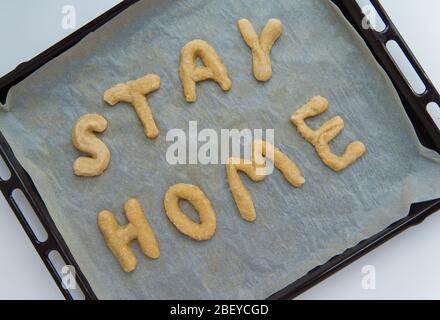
[179,39,232,102]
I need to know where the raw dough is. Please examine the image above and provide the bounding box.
[104,74,161,139]
[226,157,264,222]
[238,19,283,81]
[98,198,160,273]
[226,140,305,222]
[72,113,110,177]
[290,96,330,145]
[163,183,216,240]
[254,139,305,187]
[291,96,366,171]
[179,39,232,102]
[315,122,367,172]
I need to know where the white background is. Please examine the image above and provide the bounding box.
[0,0,439,299]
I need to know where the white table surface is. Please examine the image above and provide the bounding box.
[0,0,439,300]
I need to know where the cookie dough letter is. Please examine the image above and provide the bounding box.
[226,140,305,222]
[226,157,264,222]
[179,39,232,102]
[104,74,161,139]
[98,198,160,273]
[238,19,282,81]
[164,183,216,240]
[291,96,366,171]
[72,114,110,177]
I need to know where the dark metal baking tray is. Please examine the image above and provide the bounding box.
[0,0,439,300]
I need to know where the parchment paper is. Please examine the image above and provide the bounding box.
[1,0,439,299]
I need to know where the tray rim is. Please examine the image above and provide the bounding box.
[0,0,439,300]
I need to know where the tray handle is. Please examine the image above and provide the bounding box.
[0,134,97,299]
[343,0,440,151]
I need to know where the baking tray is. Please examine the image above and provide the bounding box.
[0,0,439,300]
